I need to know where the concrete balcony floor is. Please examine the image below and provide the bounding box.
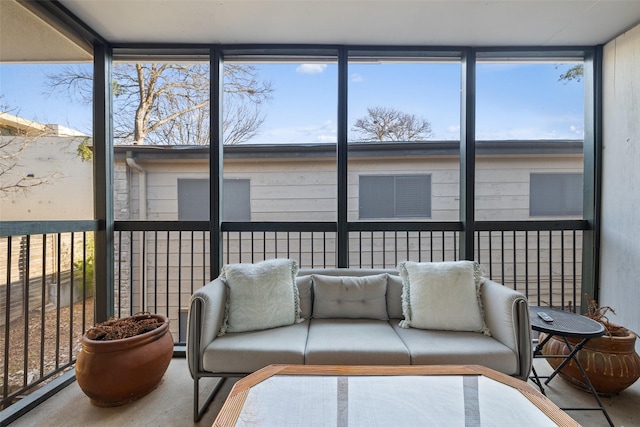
[10,359,640,427]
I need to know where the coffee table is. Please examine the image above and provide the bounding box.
[213,365,579,426]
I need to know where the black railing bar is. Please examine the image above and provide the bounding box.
[394,232,398,267]
[1,220,98,237]
[405,231,410,263]
[310,232,315,268]
[537,231,541,305]
[561,230,566,309]
[512,231,518,289]
[202,231,207,285]
[349,222,462,232]
[154,231,159,312]
[69,233,75,363]
[287,232,291,259]
[223,222,337,233]
[115,220,208,232]
[370,232,374,268]
[525,231,530,300]
[142,232,147,312]
[22,235,31,387]
[40,234,47,378]
[178,231,183,336]
[129,230,134,317]
[382,232,387,268]
[501,231,505,283]
[166,231,170,318]
[3,235,11,399]
[297,232,301,266]
[430,231,434,262]
[190,231,195,296]
[116,232,122,319]
[323,232,327,268]
[263,231,267,260]
[475,220,588,232]
[441,231,445,262]
[55,234,61,369]
[573,231,578,311]
[82,231,88,330]
[225,232,230,264]
[549,230,553,307]
[275,231,278,258]
[454,231,458,261]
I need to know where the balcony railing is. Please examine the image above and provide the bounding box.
[1,219,588,411]
[1,221,96,410]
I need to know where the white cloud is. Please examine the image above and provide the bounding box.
[296,64,327,74]
[351,73,363,83]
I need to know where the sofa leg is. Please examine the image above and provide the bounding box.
[194,375,227,422]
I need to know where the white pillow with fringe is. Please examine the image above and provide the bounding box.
[218,258,302,336]
[397,260,490,336]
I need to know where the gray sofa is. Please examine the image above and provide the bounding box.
[187,268,532,421]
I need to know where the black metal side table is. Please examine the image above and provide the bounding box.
[529,305,614,427]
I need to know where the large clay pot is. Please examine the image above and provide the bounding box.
[76,314,173,407]
[540,328,640,395]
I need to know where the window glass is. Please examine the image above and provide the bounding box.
[0,63,93,220]
[359,175,432,219]
[110,57,210,221]
[347,57,460,222]
[223,57,338,222]
[177,178,250,221]
[475,59,584,220]
[530,173,583,217]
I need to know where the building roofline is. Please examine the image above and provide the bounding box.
[113,140,583,161]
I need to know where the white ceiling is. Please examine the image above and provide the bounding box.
[57,0,640,47]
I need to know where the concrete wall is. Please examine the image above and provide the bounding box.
[600,23,640,350]
[0,135,93,220]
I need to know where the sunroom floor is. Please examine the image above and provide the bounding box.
[9,358,640,426]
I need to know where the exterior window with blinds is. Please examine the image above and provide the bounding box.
[178,178,250,221]
[359,175,432,219]
[529,173,583,217]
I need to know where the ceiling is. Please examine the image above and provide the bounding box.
[55,0,640,47]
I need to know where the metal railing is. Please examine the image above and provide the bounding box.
[1,219,588,410]
[0,221,96,410]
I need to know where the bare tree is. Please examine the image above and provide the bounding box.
[351,106,432,142]
[47,62,272,145]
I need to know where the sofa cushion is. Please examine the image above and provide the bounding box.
[386,274,404,319]
[305,319,410,365]
[398,260,490,335]
[219,258,302,335]
[312,274,388,320]
[296,275,313,319]
[391,322,518,375]
[203,321,309,373]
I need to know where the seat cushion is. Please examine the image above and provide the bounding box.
[305,319,410,365]
[203,321,309,373]
[391,322,518,375]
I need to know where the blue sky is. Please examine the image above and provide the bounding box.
[0,60,583,143]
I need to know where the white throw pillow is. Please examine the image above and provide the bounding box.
[397,260,490,335]
[218,258,302,335]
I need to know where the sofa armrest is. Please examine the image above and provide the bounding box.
[481,279,532,380]
[186,278,227,378]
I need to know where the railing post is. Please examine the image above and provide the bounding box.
[337,47,349,267]
[460,48,476,261]
[93,42,114,322]
[580,46,603,312]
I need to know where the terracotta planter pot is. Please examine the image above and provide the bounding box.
[76,314,173,407]
[540,329,640,395]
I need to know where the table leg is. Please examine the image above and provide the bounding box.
[544,336,615,427]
